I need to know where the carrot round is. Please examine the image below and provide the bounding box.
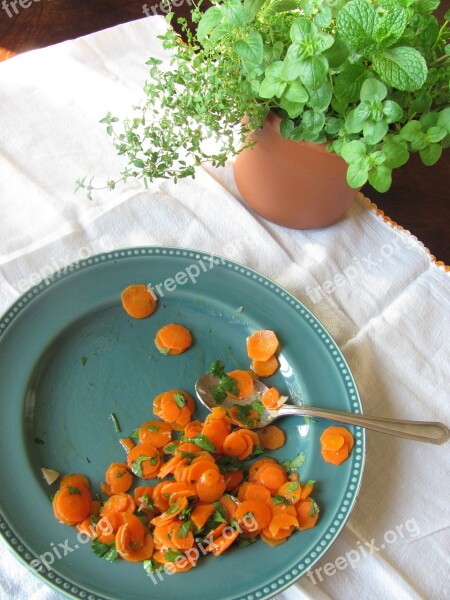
[206,528,239,556]
[248,457,276,482]
[254,463,288,493]
[103,463,133,495]
[296,498,319,530]
[196,469,226,503]
[247,330,279,361]
[139,420,172,448]
[321,426,354,450]
[222,431,248,457]
[121,284,157,319]
[52,485,92,526]
[116,514,154,562]
[235,499,272,531]
[155,323,192,355]
[257,425,286,450]
[127,443,161,479]
[226,370,254,400]
[201,418,231,454]
[101,493,136,517]
[60,474,90,490]
[184,420,203,439]
[224,469,244,491]
[277,481,302,504]
[251,355,279,378]
[261,387,281,409]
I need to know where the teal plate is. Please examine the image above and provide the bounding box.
[0,247,365,600]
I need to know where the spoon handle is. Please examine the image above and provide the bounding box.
[278,405,449,445]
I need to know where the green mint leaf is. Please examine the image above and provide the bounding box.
[243,0,267,22]
[372,47,427,92]
[197,6,222,41]
[382,100,403,124]
[297,56,328,91]
[222,0,248,26]
[360,79,387,103]
[340,140,367,164]
[381,136,410,168]
[234,31,264,65]
[436,107,450,134]
[375,7,407,45]
[173,392,186,408]
[131,455,155,477]
[347,161,369,188]
[363,120,389,145]
[419,143,442,166]
[336,0,378,54]
[283,80,309,105]
[368,164,392,192]
[334,63,367,103]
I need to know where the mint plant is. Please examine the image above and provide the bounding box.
[77,0,449,197]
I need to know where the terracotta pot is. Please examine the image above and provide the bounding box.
[234,112,358,229]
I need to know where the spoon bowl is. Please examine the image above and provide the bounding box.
[195,374,450,445]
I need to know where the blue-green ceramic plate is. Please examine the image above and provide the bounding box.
[0,247,364,600]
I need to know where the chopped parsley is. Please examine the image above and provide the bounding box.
[309,499,319,517]
[286,482,300,491]
[108,413,121,433]
[147,424,159,431]
[208,359,239,398]
[177,520,192,538]
[216,455,243,474]
[272,494,290,505]
[190,433,215,453]
[67,486,81,495]
[237,537,258,548]
[164,548,184,562]
[210,384,227,404]
[281,453,306,473]
[163,442,178,454]
[130,428,140,440]
[80,356,87,366]
[131,455,157,477]
[250,398,265,416]
[143,558,164,574]
[173,392,186,408]
[92,540,118,562]
[159,347,170,355]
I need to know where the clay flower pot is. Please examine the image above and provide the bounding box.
[234,112,358,229]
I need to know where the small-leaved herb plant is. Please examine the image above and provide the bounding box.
[77,0,449,196]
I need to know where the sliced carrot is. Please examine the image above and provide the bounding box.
[139,420,172,448]
[116,514,154,562]
[251,355,279,378]
[321,433,345,451]
[52,485,92,526]
[258,425,286,450]
[222,431,248,458]
[277,481,302,504]
[205,528,239,556]
[151,496,188,526]
[101,493,136,517]
[191,504,215,531]
[184,420,203,439]
[59,474,90,490]
[248,457,276,482]
[96,512,125,544]
[201,418,231,454]
[153,549,197,573]
[224,469,244,491]
[127,443,161,479]
[168,520,195,550]
[155,323,192,355]
[268,513,299,537]
[218,494,239,520]
[158,455,187,480]
[320,426,354,451]
[76,517,96,539]
[196,469,226,503]
[134,486,155,514]
[240,483,271,503]
[321,442,349,465]
[296,498,319,530]
[228,405,261,429]
[104,463,133,495]
[121,284,157,319]
[119,437,135,454]
[226,370,254,400]
[235,499,272,531]
[254,463,288,493]
[261,387,281,410]
[247,330,279,362]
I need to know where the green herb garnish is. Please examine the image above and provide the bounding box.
[144,558,164,574]
[80,356,87,366]
[108,412,121,433]
[173,392,186,408]
[177,520,192,538]
[272,495,290,505]
[92,540,118,562]
[67,486,81,495]
[131,455,156,477]
[281,453,306,473]
[237,537,258,548]
[164,549,184,562]
[190,433,215,453]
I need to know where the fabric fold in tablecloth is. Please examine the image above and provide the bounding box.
[0,15,449,600]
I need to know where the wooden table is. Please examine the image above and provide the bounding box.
[1,0,449,265]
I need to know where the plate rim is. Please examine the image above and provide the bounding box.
[0,245,366,600]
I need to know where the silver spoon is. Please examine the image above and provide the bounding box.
[195,374,449,445]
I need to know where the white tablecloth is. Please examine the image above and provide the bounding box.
[0,16,449,600]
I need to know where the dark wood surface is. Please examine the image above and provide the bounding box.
[1,0,449,264]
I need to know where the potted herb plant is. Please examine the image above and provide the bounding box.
[78,0,450,228]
